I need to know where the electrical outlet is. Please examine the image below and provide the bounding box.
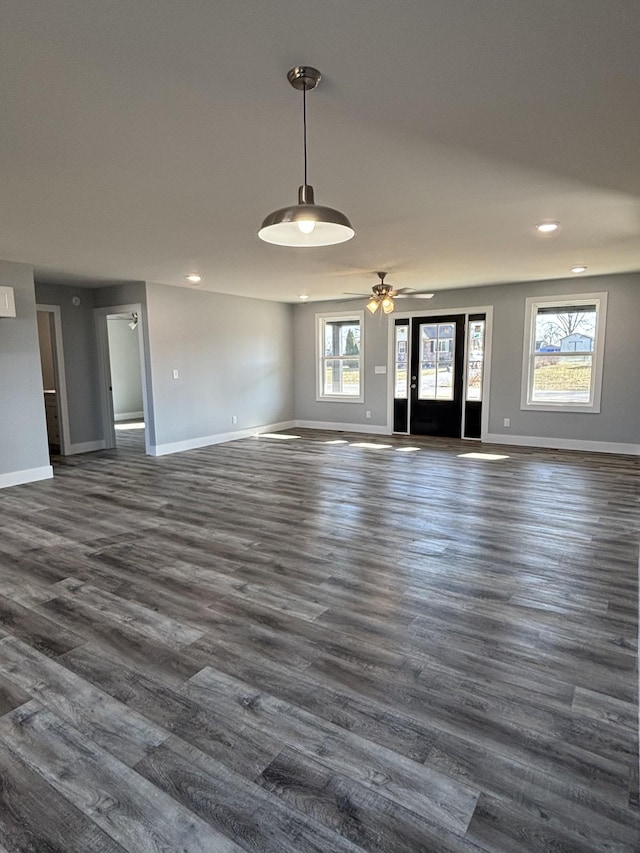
[365,410,372,419]
[503,417,510,427]
[232,415,238,425]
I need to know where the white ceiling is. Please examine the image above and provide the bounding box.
[1,1,639,302]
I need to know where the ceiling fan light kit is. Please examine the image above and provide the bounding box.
[366,272,398,314]
[258,66,355,248]
[358,272,435,314]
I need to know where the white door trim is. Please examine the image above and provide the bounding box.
[94,303,151,455]
[36,303,71,456]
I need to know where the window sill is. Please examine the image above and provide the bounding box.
[316,395,364,404]
[520,402,600,414]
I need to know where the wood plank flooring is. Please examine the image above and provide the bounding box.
[0,427,638,852]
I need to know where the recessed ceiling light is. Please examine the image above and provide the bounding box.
[535,221,560,234]
[298,294,309,301]
[571,265,587,274]
[186,274,202,284]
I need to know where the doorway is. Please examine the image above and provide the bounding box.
[36,304,71,457]
[95,303,150,454]
[392,310,489,440]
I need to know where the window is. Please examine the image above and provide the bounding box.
[317,312,364,401]
[521,293,607,412]
[394,323,408,399]
[466,319,485,402]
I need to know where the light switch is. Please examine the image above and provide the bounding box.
[374,365,387,374]
[0,286,16,318]
[172,369,180,380]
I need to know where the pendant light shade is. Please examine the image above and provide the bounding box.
[258,67,355,248]
[259,185,354,247]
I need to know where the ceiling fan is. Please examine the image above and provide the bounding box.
[345,272,434,315]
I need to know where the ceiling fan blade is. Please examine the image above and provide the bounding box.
[343,291,371,296]
[395,291,435,299]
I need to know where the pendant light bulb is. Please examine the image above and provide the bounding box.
[258,66,354,247]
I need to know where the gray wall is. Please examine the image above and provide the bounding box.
[35,283,103,447]
[293,272,640,446]
[0,261,50,478]
[93,282,147,311]
[294,305,389,427]
[34,280,150,449]
[107,317,144,419]
[146,283,294,449]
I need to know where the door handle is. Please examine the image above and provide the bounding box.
[410,384,417,389]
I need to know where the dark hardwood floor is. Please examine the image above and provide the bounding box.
[0,427,638,852]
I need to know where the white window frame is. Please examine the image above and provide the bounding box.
[316,311,364,403]
[520,292,607,413]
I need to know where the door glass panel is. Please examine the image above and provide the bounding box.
[466,320,485,401]
[419,322,456,401]
[394,324,408,398]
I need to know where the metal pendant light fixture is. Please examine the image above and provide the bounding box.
[258,66,355,247]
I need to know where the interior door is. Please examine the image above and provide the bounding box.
[409,314,465,437]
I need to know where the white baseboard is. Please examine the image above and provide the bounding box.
[149,420,297,457]
[294,419,391,436]
[485,432,640,456]
[0,465,53,490]
[114,411,144,422]
[67,440,107,455]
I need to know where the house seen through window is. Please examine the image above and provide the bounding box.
[521,294,607,412]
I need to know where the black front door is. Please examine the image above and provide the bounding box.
[409,314,465,437]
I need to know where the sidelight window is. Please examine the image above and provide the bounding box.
[394,323,409,399]
[466,319,485,402]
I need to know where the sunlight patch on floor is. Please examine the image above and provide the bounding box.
[258,433,300,440]
[458,451,509,461]
[115,422,145,430]
[350,442,393,450]
[324,439,419,452]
